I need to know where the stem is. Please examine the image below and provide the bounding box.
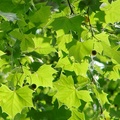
[67,0,74,15]
[87,7,94,37]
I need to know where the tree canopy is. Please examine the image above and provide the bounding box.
[0,0,120,120]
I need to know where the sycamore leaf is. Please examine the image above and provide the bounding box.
[29,6,51,26]
[92,84,109,105]
[54,75,92,108]
[102,41,120,63]
[0,59,8,68]
[0,85,33,118]
[69,108,85,120]
[51,15,84,33]
[101,0,120,23]
[57,34,72,53]
[32,65,57,88]
[55,56,73,71]
[20,38,35,52]
[69,40,93,62]
[54,75,81,108]
[0,50,5,56]
[72,61,89,77]
[76,90,93,102]
[76,76,89,88]
[108,65,120,81]
[32,37,55,55]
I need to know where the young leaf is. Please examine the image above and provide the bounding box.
[55,56,72,71]
[32,37,55,55]
[102,41,120,63]
[102,0,120,23]
[69,40,93,62]
[69,108,85,120]
[32,65,57,88]
[0,85,33,118]
[54,75,81,108]
[72,61,89,77]
[92,84,109,105]
[20,35,35,52]
[57,34,72,53]
[0,50,5,56]
[107,65,120,81]
[76,90,93,102]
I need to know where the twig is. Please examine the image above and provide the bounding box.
[87,7,94,37]
[67,0,74,15]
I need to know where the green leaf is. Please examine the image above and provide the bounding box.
[9,29,23,40]
[102,0,120,23]
[20,35,35,52]
[107,65,120,81]
[0,0,14,12]
[95,32,110,45]
[32,65,57,88]
[54,75,81,108]
[101,41,120,63]
[69,108,85,120]
[76,90,93,102]
[92,84,109,105]
[0,59,8,68]
[69,40,93,62]
[29,6,51,26]
[0,85,33,118]
[55,56,72,71]
[57,34,72,53]
[51,15,84,33]
[32,37,55,54]
[0,50,5,56]
[76,76,89,88]
[72,61,89,77]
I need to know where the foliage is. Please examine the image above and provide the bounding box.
[0,0,120,119]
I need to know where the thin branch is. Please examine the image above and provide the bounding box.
[86,7,100,43]
[67,0,74,15]
[87,7,94,37]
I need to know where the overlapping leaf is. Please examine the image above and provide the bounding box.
[54,74,92,108]
[69,108,85,120]
[0,85,33,118]
[32,37,55,55]
[69,40,93,62]
[29,6,51,26]
[92,84,109,105]
[50,15,84,33]
[32,65,57,87]
[101,0,120,23]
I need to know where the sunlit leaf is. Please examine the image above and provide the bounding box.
[32,65,57,88]
[92,84,109,105]
[54,75,81,108]
[108,65,120,81]
[0,85,33,118]
[102,41,120,63]
[69,108,85,120]
[76,90,93,102]
[102,0,120,23]
[69,40,93,62]
[32,37,55,54]
[0,50,5,56]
